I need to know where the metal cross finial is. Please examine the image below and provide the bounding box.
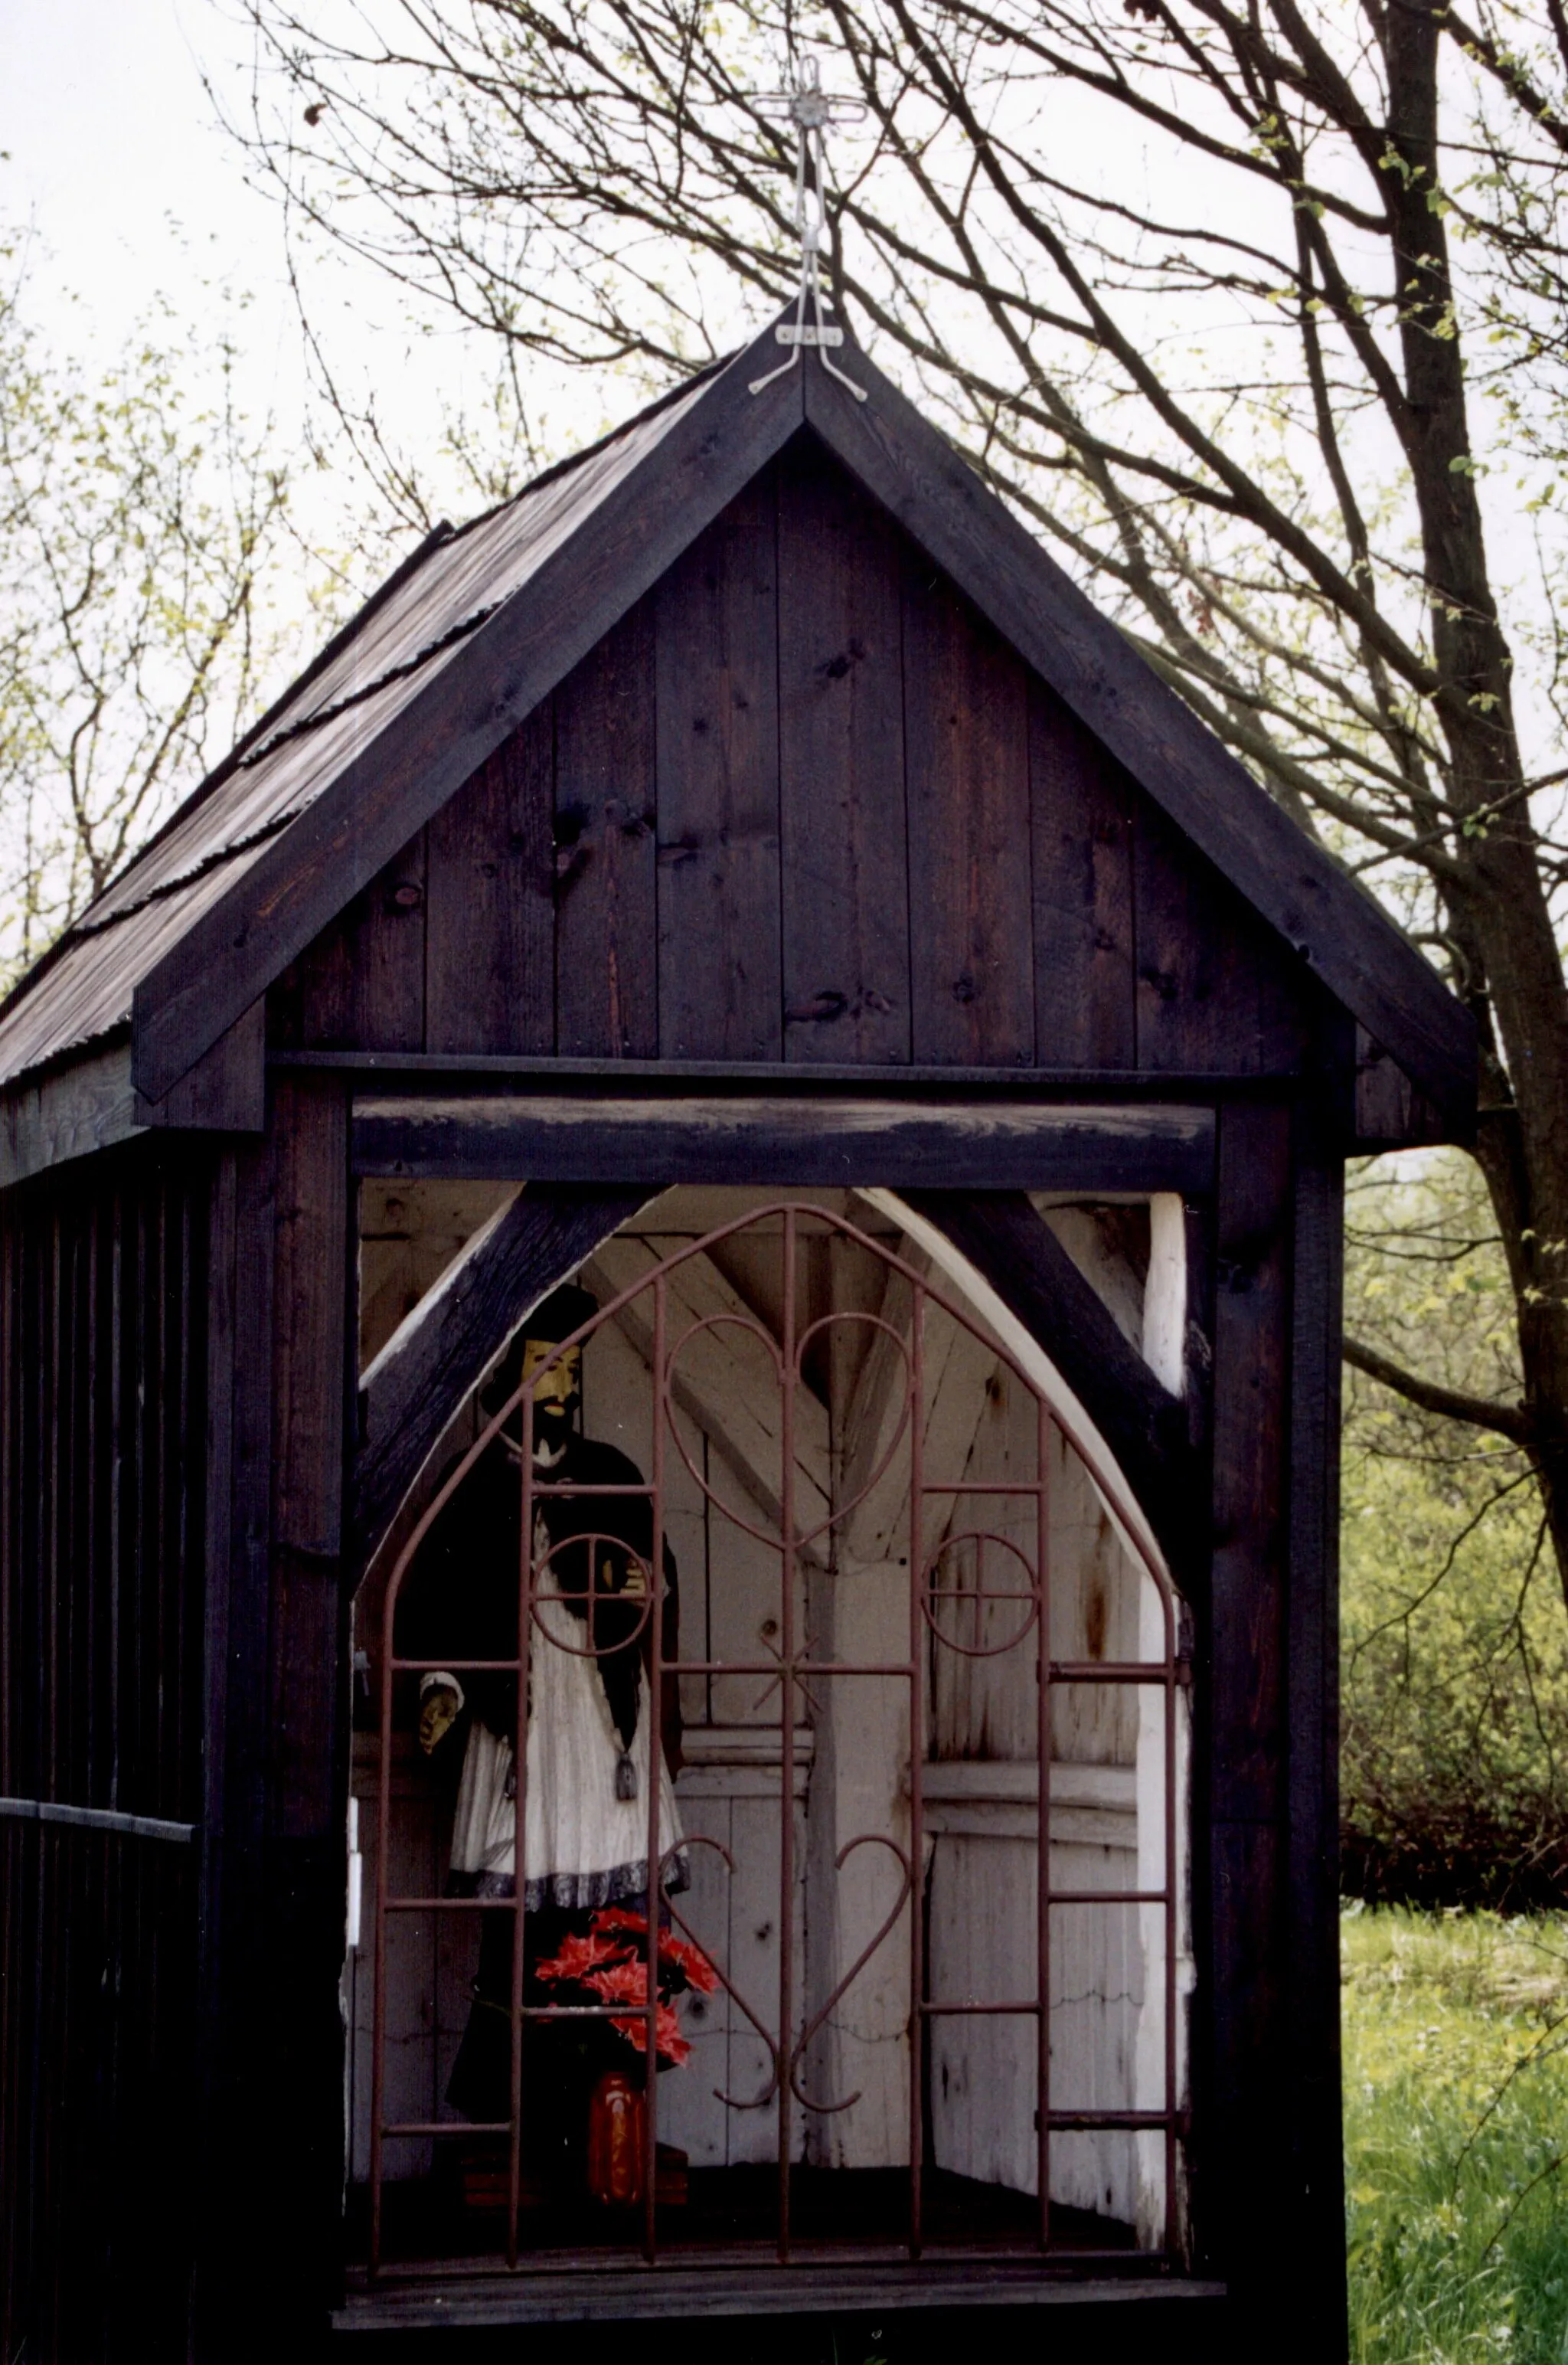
[750,55,867,401]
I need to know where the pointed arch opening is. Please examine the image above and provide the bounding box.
[345,1186,1192,2292]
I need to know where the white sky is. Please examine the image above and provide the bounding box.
[4,2,296,374]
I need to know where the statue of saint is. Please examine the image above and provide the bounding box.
[397,1284,684,2144]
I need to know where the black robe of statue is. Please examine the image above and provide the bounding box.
[396,1423,681,1778]
[394,1421,682,2134]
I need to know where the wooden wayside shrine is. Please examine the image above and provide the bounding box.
[0,308,1475,2364]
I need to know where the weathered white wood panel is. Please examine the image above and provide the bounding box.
[803,1566,913,2172]
[586,1233,831,1546]
[925,1801,1142,2226]
[348,1733,476,2182]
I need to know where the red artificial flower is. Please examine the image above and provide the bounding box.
[591,1907,648,1939]
[610,2000,691,2066]
[586,1956,654,2007]
[535,1928,621,1986]
[658,1932,718,1995]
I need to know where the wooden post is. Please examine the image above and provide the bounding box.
[1203,1100,1292,2309]
[1285,1112,1348,2357]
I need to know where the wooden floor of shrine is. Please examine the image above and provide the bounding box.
[348,2164,1137,2266]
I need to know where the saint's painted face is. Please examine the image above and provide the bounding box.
[520,1336,583,1461]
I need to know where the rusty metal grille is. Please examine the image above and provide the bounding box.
[368,1200,1188,2275]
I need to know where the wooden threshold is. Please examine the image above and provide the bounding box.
[334,2260,1226,2330]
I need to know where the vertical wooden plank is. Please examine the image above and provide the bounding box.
[1207,1097,1293,2302]
[266,1074,351,2331]
[270,832,428,1054]
[903,564,1034,1065]
[193,1128,274,2351]
[1285,1111,1349,2354]
[777,440,910,1065]
[270,1075,348,1833]
[655,470,782,1059]
[1029,683,1135,1067]
[426,706,555,1054]
[554,600,658,1058]
[1210,1101,1291,1820]
[1134,803,1311,1075]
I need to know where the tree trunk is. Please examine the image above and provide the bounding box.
[1387,0,1568,1600]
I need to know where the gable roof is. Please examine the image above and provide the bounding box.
[0,309,1474,1131]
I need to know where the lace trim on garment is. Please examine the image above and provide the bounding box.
[451,1853,691,1910]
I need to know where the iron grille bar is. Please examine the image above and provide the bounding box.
[365,1197,1189,2289]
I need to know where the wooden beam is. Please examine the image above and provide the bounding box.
[353,1181,648,1562]
[901,1189,1200,1583]
[803,355,1475,1136]
[132,323,808,1106]
[1284,1118,1349,2352]
[274,1049,1301,1093]
[0,1040,142,1190]
[350,1094,1217,1193]
[137,999,266,1133]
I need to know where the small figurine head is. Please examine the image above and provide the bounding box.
[485,1281,597,1462]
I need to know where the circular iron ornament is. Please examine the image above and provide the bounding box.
[527,1531,655,1657]
[920,1530,1040,1658]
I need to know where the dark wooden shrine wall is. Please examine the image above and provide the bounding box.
[270,433,1320,1074]
[0,1140,211,2364]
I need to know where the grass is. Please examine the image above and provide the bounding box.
[1344,1905,1568,2363]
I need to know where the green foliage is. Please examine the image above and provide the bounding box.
[1344,1907,1568,2365]
[1342,1155,1568,1910]
[0,227,301,976]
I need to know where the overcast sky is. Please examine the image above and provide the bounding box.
[5,2,292,360]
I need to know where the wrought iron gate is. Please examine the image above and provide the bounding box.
[368,1199,1187,2273]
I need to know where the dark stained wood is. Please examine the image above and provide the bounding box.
[1207,1816,1289,2308]
[0,1143,210,2363]
[1208,1100,1292,1824]
[353,1182,648,1562]
[134,322,808,1105]
[0,1044,140,1190]
[1284,1120,1349,2358]
[903,564,1034,1065]
[351,1094,1218,1196]
[276,1046,1308,1094]
[655,469,782,1060]
[193,1132,275,2352]
[554,601,658,1059]
[1030,685,1135,1067]
[261,1075,351,2334]
[802,348,1475,1129]
[334,2263,1229,2331]
[268,1075,348,1833]
[426,702,554,1055]
[777,437,910,1065]
[1353,1024,1453,1149]
[1134,802,1311,1076]
[904,1188,1199,1581]
[270,833,427,1055]
[139,997,266,1131]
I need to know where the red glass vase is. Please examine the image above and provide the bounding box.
[585,2069,645,2206]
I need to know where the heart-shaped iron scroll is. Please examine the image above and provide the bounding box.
[658,1837,783,2112]
[787,1833,913,2116]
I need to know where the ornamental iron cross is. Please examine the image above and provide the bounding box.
[750,55,867,401]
